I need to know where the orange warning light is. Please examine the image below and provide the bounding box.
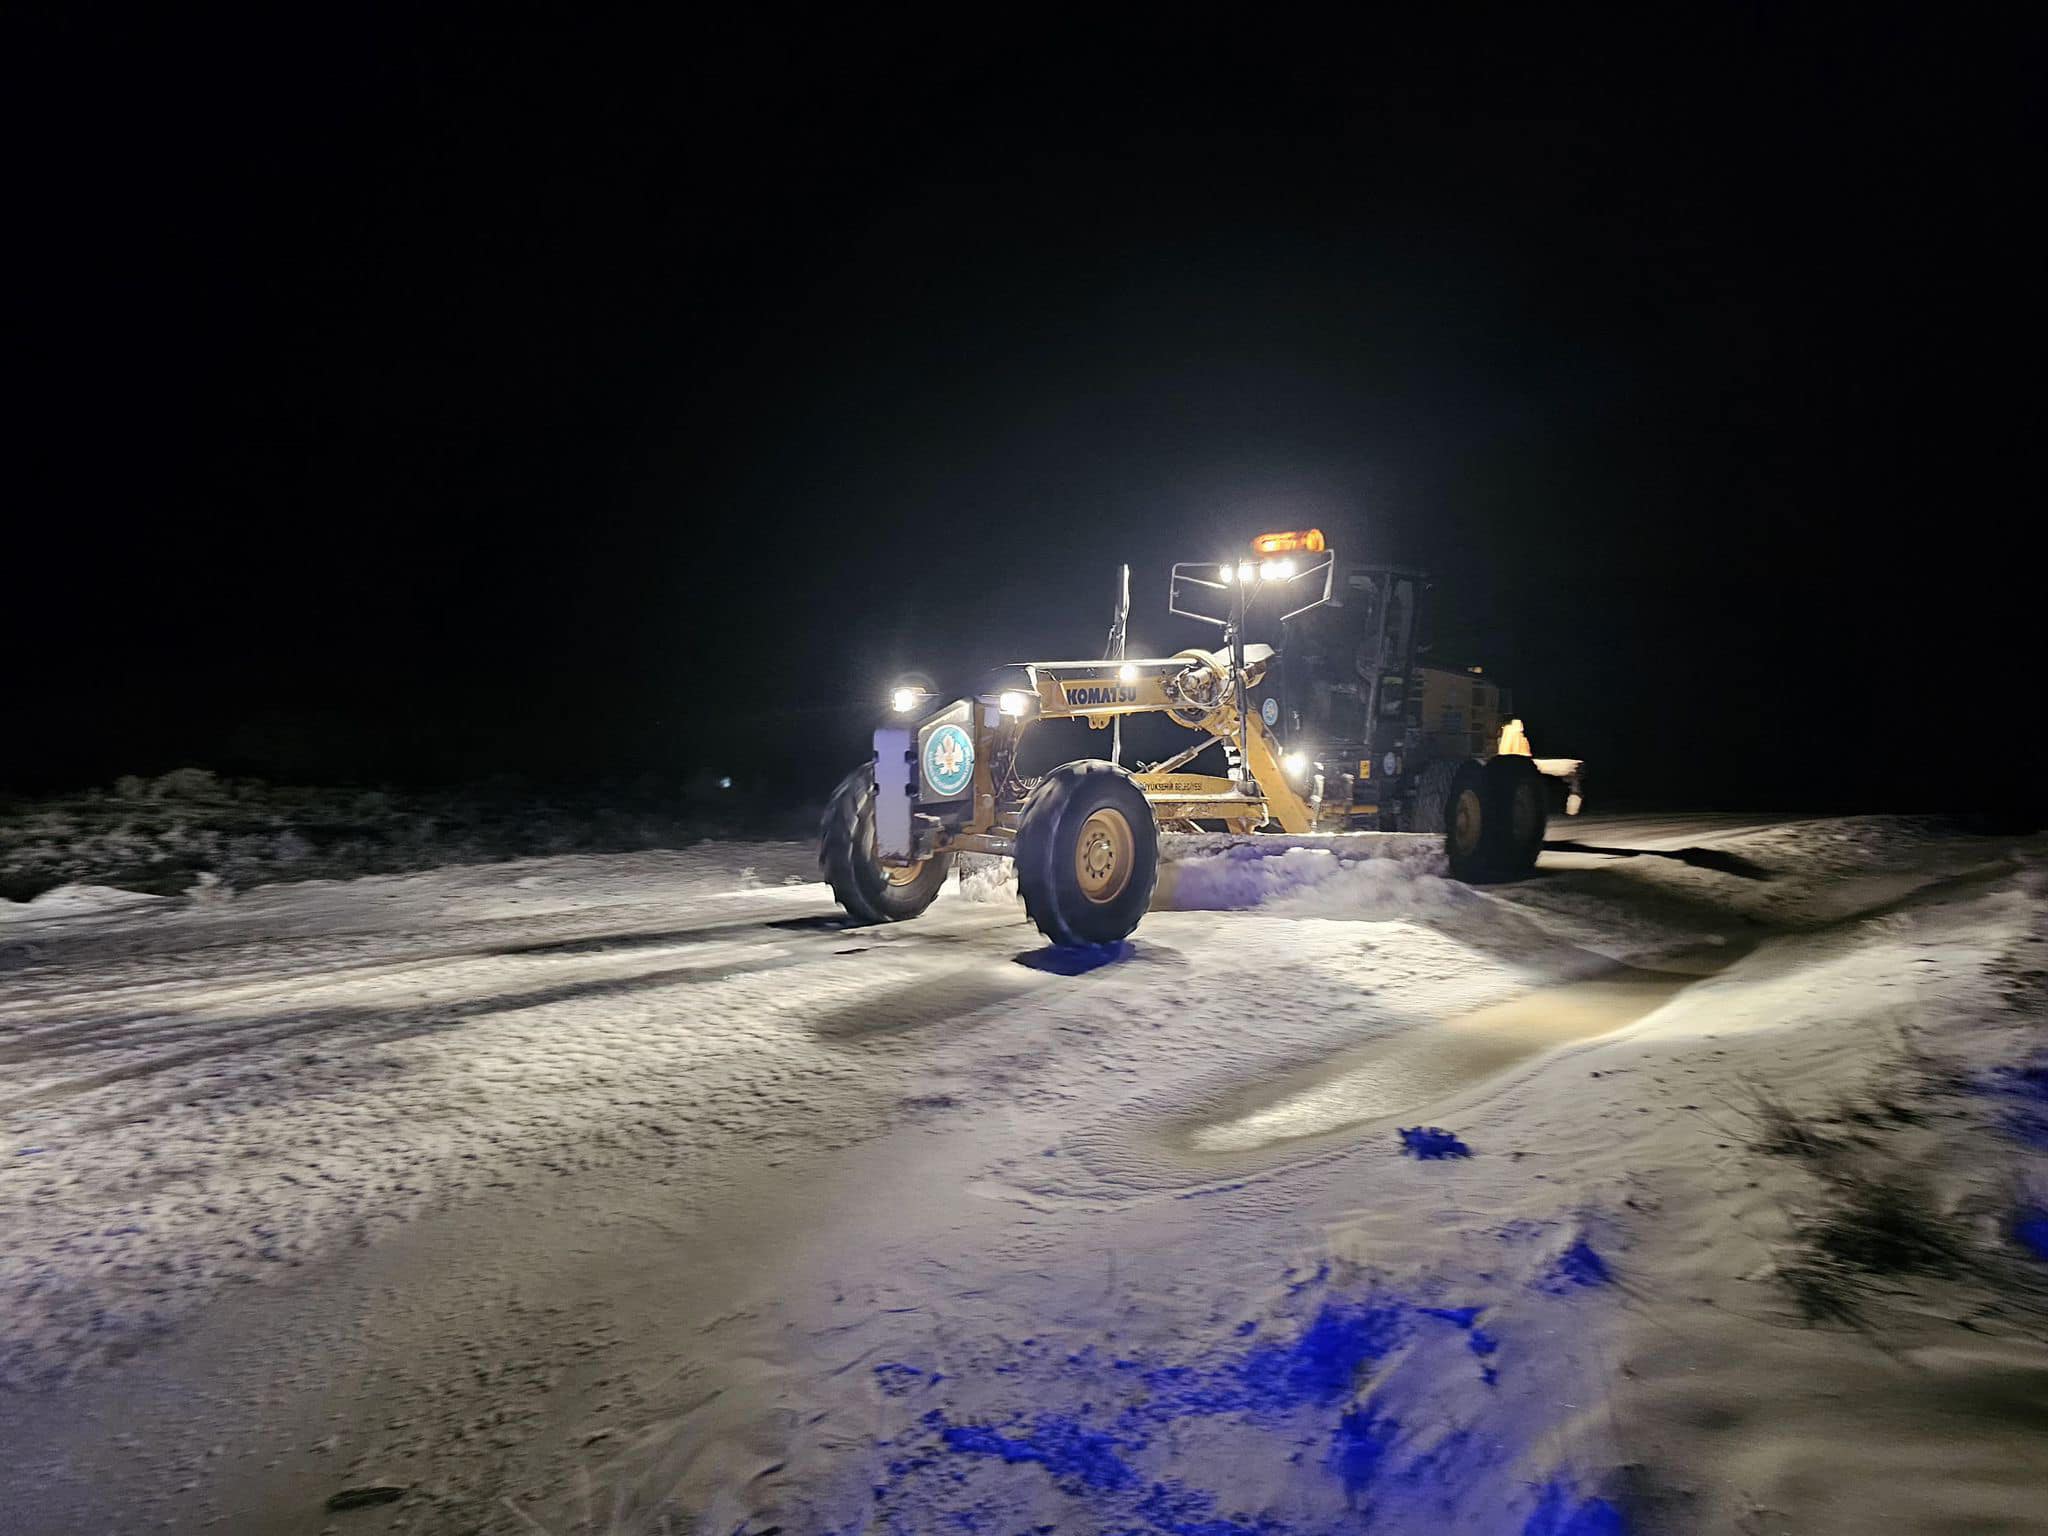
[1250,528,1326,556]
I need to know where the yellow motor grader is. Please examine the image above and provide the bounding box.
[821,530,1584,946]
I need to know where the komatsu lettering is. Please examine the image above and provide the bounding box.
[1062,684,1139,706]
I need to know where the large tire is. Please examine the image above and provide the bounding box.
[819,764,951,924]
[1444,758,1493,882]
[1014,760,1159,947]
[1484,754,1547,880]
[1405,758,1459,835]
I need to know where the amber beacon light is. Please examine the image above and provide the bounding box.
[1250,528,1326,556]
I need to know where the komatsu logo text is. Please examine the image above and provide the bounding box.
[1061,684,1139,707]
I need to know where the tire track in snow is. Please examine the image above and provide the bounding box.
[0,915,811,1059]
[2,901,1042,1117]
[0,902,831,1025]
[0,952,797,1115]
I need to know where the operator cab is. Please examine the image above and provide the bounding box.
[1273,564,1427,770]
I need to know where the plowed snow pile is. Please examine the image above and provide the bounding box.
[1161,842,1472,919]
[3,816,2045,1535]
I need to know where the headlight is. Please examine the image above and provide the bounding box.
[1283,752,1308,780]
[998,689,1033,718]
[1262,557,1296,580]
[1236,560,1257,584]
[891,685,925,713]
[1117,663,1138,683]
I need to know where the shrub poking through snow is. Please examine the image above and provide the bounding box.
[1742,1084,1844,1161]
[1399,1126,1471,1160]
[1775,1259,1865,1327]
[0,774,819,902]
[1775,1168,1970,1323]
[1805,1173,1965,1277]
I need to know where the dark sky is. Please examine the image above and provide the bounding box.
[11,9,2039,807]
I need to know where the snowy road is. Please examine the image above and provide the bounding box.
[3,816,2045,1534]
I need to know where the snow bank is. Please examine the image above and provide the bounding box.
[951,853,1019,904]
[0,883,166,922]
[0,776,819,904]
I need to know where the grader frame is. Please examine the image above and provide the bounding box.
[873,534,1338,873]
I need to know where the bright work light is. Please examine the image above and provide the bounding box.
[998,690,1032,717]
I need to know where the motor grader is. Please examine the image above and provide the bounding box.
[820,530,1585,946]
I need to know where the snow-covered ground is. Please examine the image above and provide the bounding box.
[2,816,2044,1533]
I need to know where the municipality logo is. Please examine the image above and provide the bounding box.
[923,724,974,796]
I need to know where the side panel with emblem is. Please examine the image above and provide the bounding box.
[916,702,978,805]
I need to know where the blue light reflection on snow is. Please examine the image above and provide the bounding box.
[837,1256,1626,1535]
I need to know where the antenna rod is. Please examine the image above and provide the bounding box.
[1107,562,1130,767]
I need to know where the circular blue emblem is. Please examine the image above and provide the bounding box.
[1260,696,1280,727]
[923,724,975,797]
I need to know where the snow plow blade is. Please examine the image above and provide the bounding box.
[1152,830,1445,908]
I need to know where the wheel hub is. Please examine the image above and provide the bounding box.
[1452,787,1484,855]
[1074,807,1134,903]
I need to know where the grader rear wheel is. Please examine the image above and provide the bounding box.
[1483,754,1547,879]
[1444,759,1493,882]
[1406,758,1459,834]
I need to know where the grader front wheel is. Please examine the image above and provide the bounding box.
[819,765,953,924]
[1015,761,1160,947]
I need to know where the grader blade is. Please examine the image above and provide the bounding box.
[1151,830,1446,908]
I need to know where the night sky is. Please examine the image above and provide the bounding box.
[12,10,2038,809]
